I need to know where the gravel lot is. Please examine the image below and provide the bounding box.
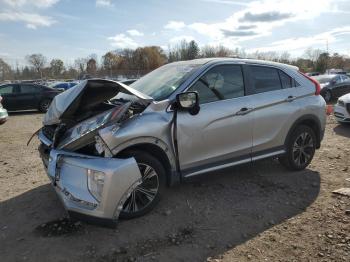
[0,111,349,262]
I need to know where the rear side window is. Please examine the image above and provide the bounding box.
[279,70,293,89]
[0,85,15,95]
[20,84,41,93]
[250,66,281,93]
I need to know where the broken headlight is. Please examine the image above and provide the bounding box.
[87,169,105,202]
[95,135,106,154]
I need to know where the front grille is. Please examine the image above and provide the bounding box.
[42,125,56,141]
[346,103,350,115]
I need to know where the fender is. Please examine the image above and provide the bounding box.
[284,114,323,149]
[110,136,180,186]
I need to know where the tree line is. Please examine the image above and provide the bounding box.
[1,39,350,81]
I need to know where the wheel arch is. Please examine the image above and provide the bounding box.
[285,114,322,149]
[113,139,179,187]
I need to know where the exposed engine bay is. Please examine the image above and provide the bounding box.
[39,79,152,161]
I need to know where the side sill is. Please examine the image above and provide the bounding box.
[182,149,286,179]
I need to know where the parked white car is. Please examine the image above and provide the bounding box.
[334,93,350,124]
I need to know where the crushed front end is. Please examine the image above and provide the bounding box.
[37,79,151,226]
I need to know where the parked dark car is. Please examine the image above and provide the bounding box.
[0,83,62,112]
[49,81,78,90]
[313,74,350,102]
[306,72,320,76]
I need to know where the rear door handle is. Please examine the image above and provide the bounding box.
[236,107,254,116]
[285,96,296,102]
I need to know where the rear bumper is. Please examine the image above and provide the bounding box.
[40,148,142,226]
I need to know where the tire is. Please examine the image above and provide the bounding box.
[279,125,316,171]
[38,99,52,113]
[118,150,166,219]
[323,89,332,103]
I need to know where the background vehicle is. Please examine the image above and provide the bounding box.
[0,95,8,124]
[312,74,350,102]
[37,58,326,226]
[49,81,78,90]
[0,83,62,112]
[120,79,137,85]
[334,93,350,124]
[306,72,320,76]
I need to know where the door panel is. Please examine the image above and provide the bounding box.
[18,84,42,109]
[177,97,254,173]
[250,88,301,153]
[0,84,18,110]
[176,64,253,174]
[247,65,301,154]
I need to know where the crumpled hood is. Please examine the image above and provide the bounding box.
[43,79,152,126]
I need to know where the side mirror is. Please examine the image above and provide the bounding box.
[176,91,200,115]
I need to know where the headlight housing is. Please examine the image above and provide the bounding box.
[87,169,105,202]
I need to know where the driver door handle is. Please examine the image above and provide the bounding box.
[285,95,296,102]
[236,107,254,116]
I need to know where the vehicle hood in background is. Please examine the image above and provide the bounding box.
[339,93,350,102]
[43,79,153,126]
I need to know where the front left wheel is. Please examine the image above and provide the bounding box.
[38,99,52,113]
[118,150,166,219]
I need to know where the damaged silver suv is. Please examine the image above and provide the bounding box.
[37,58,326,226]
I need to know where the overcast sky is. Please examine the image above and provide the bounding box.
[1,0,350,67]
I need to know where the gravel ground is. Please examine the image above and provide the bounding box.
[0,111,349,262]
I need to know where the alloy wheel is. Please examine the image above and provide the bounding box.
[292,132,314,167]
[122,163,159,214]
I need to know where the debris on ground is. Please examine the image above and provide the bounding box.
[332,188,350,197]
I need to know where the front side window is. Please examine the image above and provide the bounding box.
[0,85,15,95]
[189,65,244,104]
[250,66,282,93]
[20,84,41,94]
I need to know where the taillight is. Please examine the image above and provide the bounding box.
[299,71,321,95]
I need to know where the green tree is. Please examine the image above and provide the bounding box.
[50,59,65,78]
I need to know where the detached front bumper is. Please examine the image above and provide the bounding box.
[42,148,141,227]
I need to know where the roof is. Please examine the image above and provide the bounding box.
[169,57,299,71]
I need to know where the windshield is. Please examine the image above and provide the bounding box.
[313,76,334,84]
[128,62,201,101]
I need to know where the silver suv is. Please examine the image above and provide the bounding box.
[37,58,326,226]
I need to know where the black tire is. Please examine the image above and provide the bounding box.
[38,99,52,113]
[323,89,332,103]
[279,125,316,171]
[118,150,166,219]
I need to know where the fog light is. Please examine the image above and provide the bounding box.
[87,169,105,202]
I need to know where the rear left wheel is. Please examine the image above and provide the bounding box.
[279,125,316,171]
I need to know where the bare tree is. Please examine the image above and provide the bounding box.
[74,58,88,75]
[0,58,12,81]
[26,53,47,79]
